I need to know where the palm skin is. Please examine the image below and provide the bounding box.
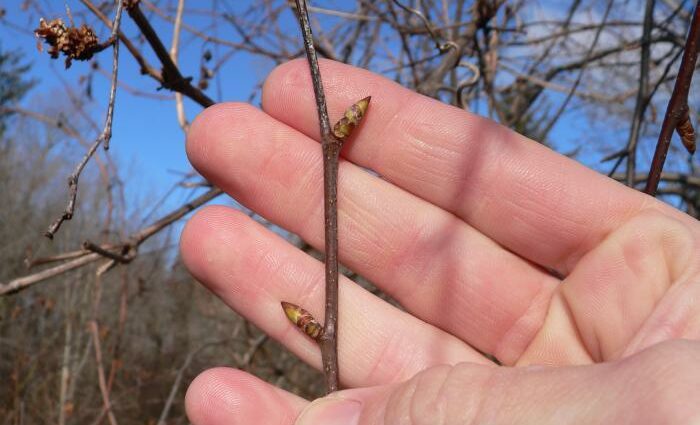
[180,59,700,424]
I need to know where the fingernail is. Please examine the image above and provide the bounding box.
[296,398,362,425]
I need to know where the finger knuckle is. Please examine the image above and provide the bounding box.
[383,363,496,425]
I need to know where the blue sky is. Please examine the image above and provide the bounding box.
[1,0,280,226]
[1,0,697,228]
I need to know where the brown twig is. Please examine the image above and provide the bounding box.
[79,0,161,80]
[105,268,129,394]
[81,241,131,263]
[293,0,340,394]
[0,253,102,296]
[169,0,189,132]
[390,0,458,53]
[612,171,700,188]
[45,0,125,239]
[539,0,614,140]
[645,0,700,195]
[0,187,223,296]
[126,2,214,107]
[89,320,119,425]
[415,1,498,96]
[156,338,234,425]
[625,0,656,187]
[24,249,90,269]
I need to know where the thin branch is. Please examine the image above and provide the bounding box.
[293,0,340,394]
[80,0,161,80]
[156,338,233,425]
[169,0,189,132]
[25,249,90,269]
[625,0,656,187]
[1,187,223,296]
[645,0,700,195]
[539,0,614,140]
[390,0,458,52]
[89,320,119,425]
[81,241,131,263]
[416,1,499,96]
[611,171,700,188]
[126,2,214,107]
[101,0,124,151]
[0,253,101,296]
[236,334,268,367]
[46,0,125,239]
[127,187,223,245]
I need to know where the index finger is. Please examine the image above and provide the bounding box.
[262,59,688,274]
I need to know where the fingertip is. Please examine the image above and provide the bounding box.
[262,58,309,110]
[186,102,259,174]
[186,367,306,425]
[179,205,250,288]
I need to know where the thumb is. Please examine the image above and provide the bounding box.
[295,340,699,425]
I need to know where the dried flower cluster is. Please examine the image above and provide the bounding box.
[35,18,100,68]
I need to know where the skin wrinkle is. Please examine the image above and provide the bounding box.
[624,277,699,356]
[565,211,698,361]
[338,181,395,269]
[562,286,605,362]
[494,275,558,364]
[517,294,594,365]
[409,365,450,425]
[362,325,415,387]
[384,368,420,425]
[381,211,434,293]
[457,363,500,425]
[382,109,479,197]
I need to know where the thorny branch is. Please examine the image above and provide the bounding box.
[645,0,700,195]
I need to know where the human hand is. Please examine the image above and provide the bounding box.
[180,60,700,424]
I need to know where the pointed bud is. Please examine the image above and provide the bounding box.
[281,301,324,340]
[677,112,696,154]
[333,96,371,140]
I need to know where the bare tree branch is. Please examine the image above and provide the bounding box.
[646,0,700,195]
[46,0,125,239]
[1,187,223,296]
